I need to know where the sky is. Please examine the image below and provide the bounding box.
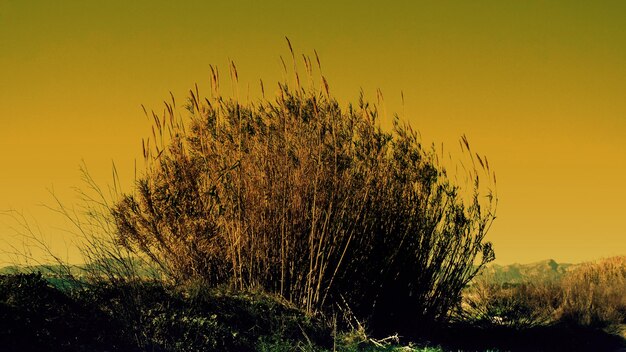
[1,1,625,265]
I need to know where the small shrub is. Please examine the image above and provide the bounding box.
[558,256,626,327]
[459,278,561,328]
[459,256,626,330]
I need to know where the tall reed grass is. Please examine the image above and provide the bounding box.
[460,256,626,329]
[110,45,497,333]
[559,256,626,327]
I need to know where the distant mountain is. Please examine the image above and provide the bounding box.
[478,259,581,284]
[0,263,85,277]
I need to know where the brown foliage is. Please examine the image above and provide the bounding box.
[460,279,562,328]
[559,256,626,326]
[461,256,626,329]
[110,55,497,331]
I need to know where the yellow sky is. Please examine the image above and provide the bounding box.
[1,1,625,265]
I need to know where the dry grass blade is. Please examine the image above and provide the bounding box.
[286,36,294,58]
[314,50,321,70]
[260,79,265,98]
[230,61,239,82]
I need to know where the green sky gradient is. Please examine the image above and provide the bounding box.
[1,1,626,264]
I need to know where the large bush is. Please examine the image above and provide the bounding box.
[111,56,496,333]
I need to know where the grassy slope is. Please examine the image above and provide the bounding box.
[0,272,333,352]
[0,271,441,351]
[1,264,625,351]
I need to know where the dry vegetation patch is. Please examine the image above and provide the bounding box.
[109,47,497,335]
[461,256,626,329]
